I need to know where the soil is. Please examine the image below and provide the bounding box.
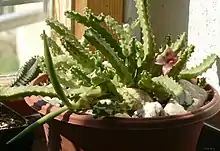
[0,111,25,130]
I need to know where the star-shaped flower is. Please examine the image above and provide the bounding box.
[155,47,179,75]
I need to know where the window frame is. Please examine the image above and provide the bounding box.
[0,0,50,32]
[0,0,42,6]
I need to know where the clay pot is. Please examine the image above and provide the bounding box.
[5,99,36,116]
[6,73,48,117]
[0,75,38,116]
[24,80,220,151]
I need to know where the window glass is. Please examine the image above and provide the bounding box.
[0,0,50,74]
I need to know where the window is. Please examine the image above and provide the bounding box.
[0,0,50,74]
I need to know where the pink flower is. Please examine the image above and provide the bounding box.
[155,47,179,75]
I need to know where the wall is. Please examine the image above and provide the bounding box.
[187,0,220,92]
[124,0,190,47]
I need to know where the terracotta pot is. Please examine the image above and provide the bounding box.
[30,73,49,86]
[5,99,36,116]
[24,80,220,151]
[0,74,39,116]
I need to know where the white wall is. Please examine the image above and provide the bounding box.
[187,0,220,92]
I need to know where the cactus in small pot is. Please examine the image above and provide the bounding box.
[0,0,218,144]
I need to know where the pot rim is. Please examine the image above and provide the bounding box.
[24,86,220,130]
[26,73,220,129]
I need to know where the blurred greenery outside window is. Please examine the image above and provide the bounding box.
[0,0,51,75]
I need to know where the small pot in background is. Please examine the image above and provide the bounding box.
[0,103,34,151]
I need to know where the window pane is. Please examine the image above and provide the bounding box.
[0,29,18,74]
[0,1,50,74]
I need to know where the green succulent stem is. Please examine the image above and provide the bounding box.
[179,54,217,79]
[152,76,185,102]
[104,15,131,57]
[171,32,187,53]
[0,86,58,100]
[135,0,156,70]
[84,28,131,84]
[43,30,73,110]
[10,56,40,87]
[169,45,195,77]
[64,11,125,60]
[7,106,68,144]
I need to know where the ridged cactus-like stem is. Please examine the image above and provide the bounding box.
[179,54,217,79]
[135,0,156,69]
[41,34,64,56]
[10,56,40,87]
[171,32,187,53]
[65,11,125,60]
[84,28,131,84]
[169,45,195,77]
[104,15,132,57]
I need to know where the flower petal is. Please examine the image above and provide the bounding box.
[162,63,174,75]
[155,55,166,65]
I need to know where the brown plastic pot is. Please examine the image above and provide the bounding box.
[24,80,220,151]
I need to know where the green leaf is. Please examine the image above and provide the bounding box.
[84,7,105,23]
[127,38,138,78]
[40,34,64,56]
[45,19,95,72]
[70,66,91,86]
[138,71,170,101]
[60,36,95,72]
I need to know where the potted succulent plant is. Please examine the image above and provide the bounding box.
[0,0,219,151]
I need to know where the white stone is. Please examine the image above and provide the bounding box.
[99,99,112,105]
[187,98,205,111]
[179,79,208,103]
[182,90,193,105]
[114,113,130,118]
[164,101,187,115]
[134,101,165,118]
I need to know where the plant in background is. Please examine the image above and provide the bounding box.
[9,56,40,87]
[0,0,218,143]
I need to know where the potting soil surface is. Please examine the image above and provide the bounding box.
[0,113,24,130]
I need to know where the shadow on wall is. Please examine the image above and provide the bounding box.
[124,0,190,47]
[149,0,190,46]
